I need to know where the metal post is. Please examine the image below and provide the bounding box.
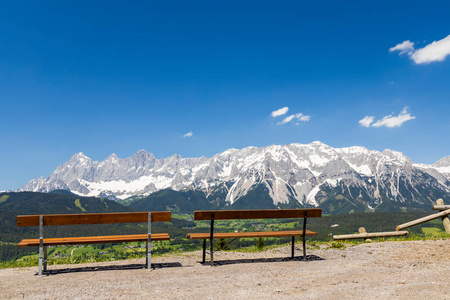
[38,215,43,277]
[147,212,152,271]
[291,236,295,258]
[303,210,308,261]
[210,211,215,266]
[202,239,206,263]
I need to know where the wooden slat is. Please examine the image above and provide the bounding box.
[194,209,322,220]
[333,231,409,240]
[17,211,171,227]
[17,233,170,247]
[186,230,318,240]
[396,209,450,231]
[432,205,450,211]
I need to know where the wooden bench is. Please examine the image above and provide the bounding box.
[186,209,322,265]
[17,211,171,276]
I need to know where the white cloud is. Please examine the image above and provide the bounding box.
[359,107,416,128]
[411,35,450,64]
[183,131,193,138]
[271,107,289,117]
[358,116,375,128]
[278,113,310,125]
[279,115,295,125]
[390,35,450,64]
[389,40,414,55]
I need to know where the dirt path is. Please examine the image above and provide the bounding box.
[1,239,449,299]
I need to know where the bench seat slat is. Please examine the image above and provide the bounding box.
[17,233,170,247]
[186,230,317,240]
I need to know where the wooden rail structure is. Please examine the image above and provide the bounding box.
[432,205,450,211]
[333,199,450,240]
[333,231,408,240]
[396,208,450,231]
[432,199,450,233]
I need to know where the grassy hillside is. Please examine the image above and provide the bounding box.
[0,191,133,215]
[128,185,313,213]
[0,192,136,262]
[0,192,201,262]
[1,191,447,265]
[130,188,216,213]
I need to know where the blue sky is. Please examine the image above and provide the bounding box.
[1,1,450,190]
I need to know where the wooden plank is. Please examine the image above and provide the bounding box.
[435,199,450,234]
[396,209,450,231]
[17,211,171,227]
[193,209,322,220]
[17,233,170,247]
[432,205,450,211]
[358,227,372,242]
[333,231,409,240]
[186,230,318,240]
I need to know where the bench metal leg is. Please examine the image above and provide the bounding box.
[43,246,48,272]
[38,250,43,276]
[210,239,214,266]
[303,210,308,261]
[202,239,206,263]
[147,212,152,271]
[291,236,295,258]
[210,212,215,266]
[302,235,306,260]
[38,215,44,277]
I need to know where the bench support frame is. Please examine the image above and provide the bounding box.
[303,210,307,261]
[291,236,295,258]
[202,239,207,263]
[34,212,158,275]
[38,215,48,277]
[146,212,152,271]
[209,212,215,265]
[201,209,311,265]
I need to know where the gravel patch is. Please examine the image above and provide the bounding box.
[0,239,448,299]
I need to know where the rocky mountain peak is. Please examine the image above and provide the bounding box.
[69,152,91,162]
[431,156,450,179]
[433,156,450,167]
[381,149,411,165]
[105,153,119,161]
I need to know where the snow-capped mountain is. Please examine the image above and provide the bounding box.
[19,142,450,212]
[431,156,450,180]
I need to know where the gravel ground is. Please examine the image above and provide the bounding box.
[0,239,449,299]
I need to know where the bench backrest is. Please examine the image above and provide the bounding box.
[17,211,171,227]
[194,209,322,221]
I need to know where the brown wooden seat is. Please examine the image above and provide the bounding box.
[186,230,317,240]
[186,208,322,265]
[17,211,171,276]
[18,233,171,247]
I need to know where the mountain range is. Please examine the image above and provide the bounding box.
[19,142,450,213]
